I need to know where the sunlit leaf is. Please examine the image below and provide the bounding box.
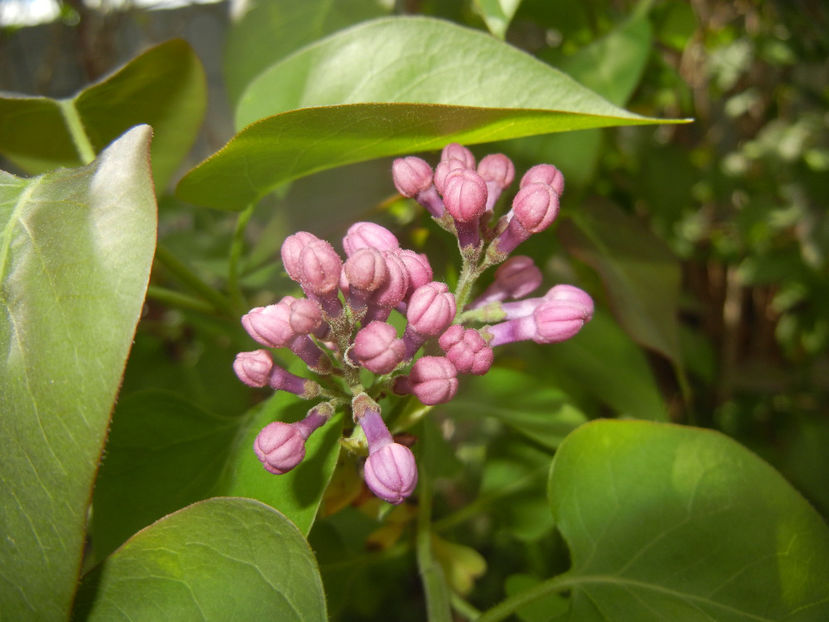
[178,17,685,211]
[546,420,829,621]
[0,126,156,618]
[75,498,327,621]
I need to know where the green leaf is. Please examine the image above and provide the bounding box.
[445,367,587,449]
[547,420,829,621]
[224,0,390,106]
[560,200,683,365]
[474,0,523,39]
[75,497,327,621]
[505,574,569,622]
[91,390,343,560]
[0,126,156,619]
[0,39,205,191]
[178,16,685,211]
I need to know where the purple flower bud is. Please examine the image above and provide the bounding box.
[289,297,324,336]
[253,421,306,474]
[477,153,515,190]
[242,302,295,348]
[281,232,320,282]
[342,222,400,257]
[365,250,410,321]
[469,256,543,309]
[349,321,405,374]
[392,156,433,197]
[408,356,458,405]
[364,442,418,504]
[299,239,342,296]
[233,349,274,387]
[438,325,494,375]
[406,282,456,336]
[269,365,321,399]
[441,143,476,169]
[433,157,468,195]
[520,163,565,196]
[485,296,592,347]
[513,182,560,234]
[443,169,488,223]
[544,284,594,316]
[344,247,389,296]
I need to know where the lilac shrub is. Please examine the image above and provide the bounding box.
[233,143,593,504]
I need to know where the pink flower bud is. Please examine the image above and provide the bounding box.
[344,247,388,294]
[408,356,458,405]
[531,299,593,344]
[470,256,543,309]
[544,284,594,316]
[477,154,515,190]
[349,321,405,374]
[289,297,323,335]
[242,303,295,348]
[365,251,410,321]
[364,442,418,504]
[233,349,274,387]
[392,156,433,197]
[520,163,565,196]
[438,325,494,375]
[397,249,434,296]
[513,182,560,234]
[443,169,488,223]
[299,239,342,296]
[406,282,456,336]
[342,222,400,257]
[281,231,320,282]
[253,421,306,474]
[433,157,467,195]
[441,143,476,169]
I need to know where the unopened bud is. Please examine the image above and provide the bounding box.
[469,256,542,309]
[299,239,342,296]
[443,169,488,223]
[242,302,295,348]
[349,321,405,374]
[289,297,324,336]
[281,232,320,282]
[364,442,418,504]
[520,163,565,196]
[438,325,494,375]
[478,153,515,189]
[253,421,306,474]
[513,182,559,234]
[365,250,410,321]
[344,247,389,294]
[406,282,456,336]
[343,222,400,257]
[397,249,434,303]
[392,156,433,197]
[434,157,468,195]
[441,143,476,169]
[408,356,458,405]
[233,349,274,387]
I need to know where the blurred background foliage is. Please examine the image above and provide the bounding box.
[2,0,827,619]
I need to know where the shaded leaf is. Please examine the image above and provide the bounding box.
[560,200,683,364]
[474,0,523,39]
[91,390,343,560]
[0,126,156,619]
[75,498,327,621]
[0,39,205,190]
[224,0,390,106]
[547,420,829,621]
[178,17,685,211]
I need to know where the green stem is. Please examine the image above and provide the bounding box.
[146,285,216,315]
[453,253,483,313]
[475,574,576,622]
[451,593,482,620]
[58,99,96,165]
[417,470,452,622]
[155,245,236,317]
[228,202,255,312]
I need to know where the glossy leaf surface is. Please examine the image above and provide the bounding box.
[178,17,683,210]
[547,420,829,621]
[76,498,327,621]
[0,126,156,618]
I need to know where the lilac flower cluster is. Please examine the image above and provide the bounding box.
[233,143,593,505]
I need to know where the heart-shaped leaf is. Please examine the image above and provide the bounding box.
[177,16,686,211]
[91,390,343,561]
[75,497,327,621]
[544,420,829,621]
[0,39,205,191]
[0,126,156,619]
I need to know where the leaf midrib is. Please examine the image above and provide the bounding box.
[0,176,43,296]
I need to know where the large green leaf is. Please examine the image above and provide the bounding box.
[0,39,205,191]
[91,390,343,561]
[223,0,390,106]
[177,16,685,211]
[560,200,683,364]
[546,420,829,621]
[75,497,327,621]
[0,126,157,619]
